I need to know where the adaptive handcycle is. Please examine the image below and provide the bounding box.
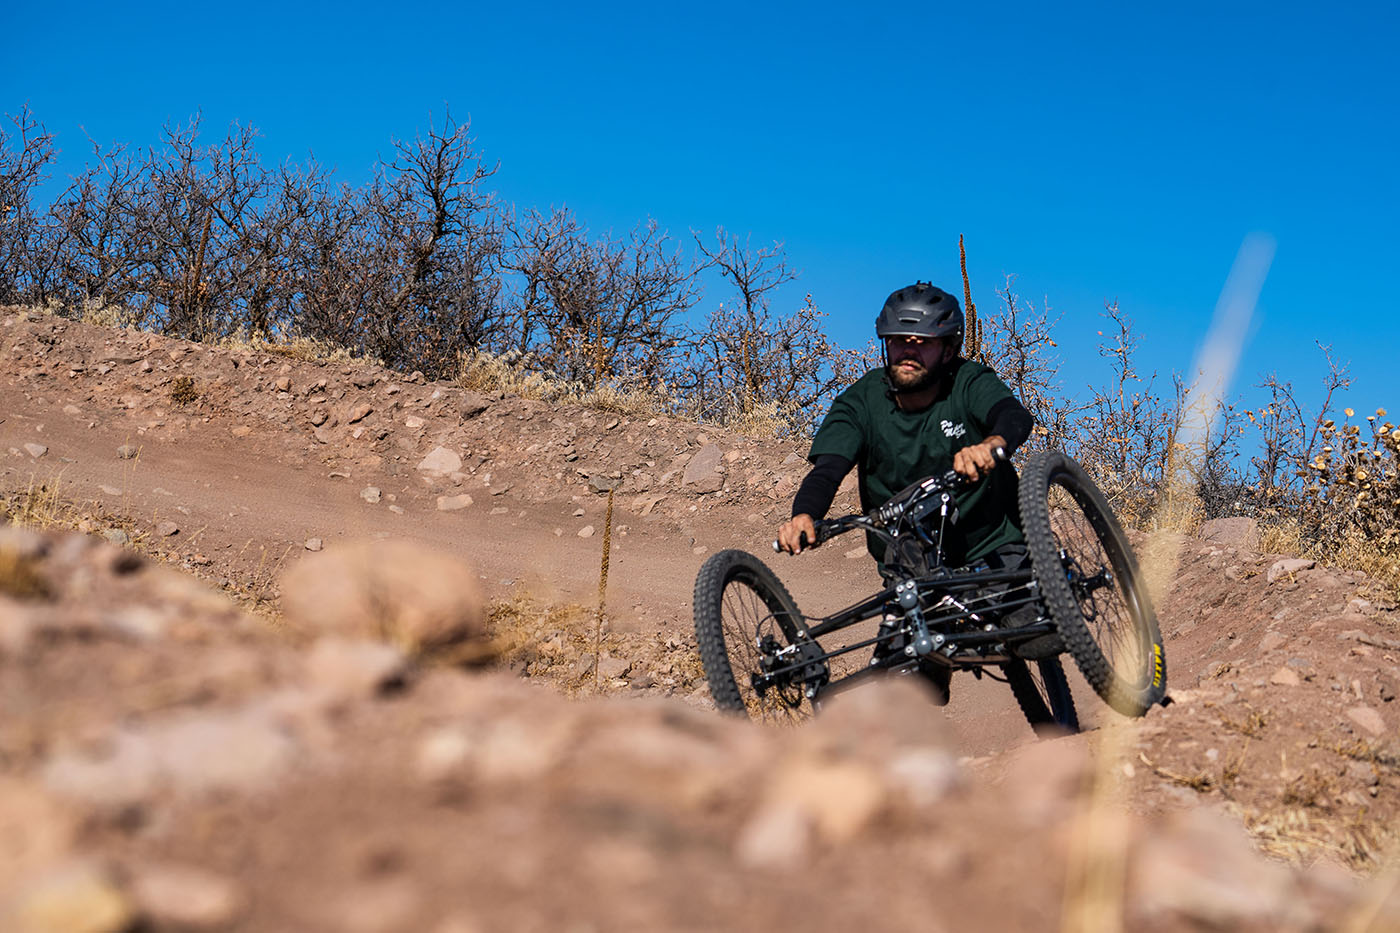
[692,450,1168,733]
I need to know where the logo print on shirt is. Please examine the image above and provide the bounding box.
[941,419,967,439]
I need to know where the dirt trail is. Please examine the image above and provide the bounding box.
[3,307,1400,931]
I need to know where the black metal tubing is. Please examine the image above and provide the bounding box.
[804,591,891,638]
[754,591,1053,692]
[802,566,1035,640]
[753,459,1045,699]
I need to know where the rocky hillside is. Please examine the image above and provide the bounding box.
[3,307,1399,931]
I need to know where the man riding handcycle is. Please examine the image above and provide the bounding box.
[693,282,1168,733]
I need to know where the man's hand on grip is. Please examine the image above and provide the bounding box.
[777,514,818,554]
[953,436,1008,482]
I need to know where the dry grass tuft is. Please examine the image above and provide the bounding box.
[1262,517,1400,602]
[0,548,50,600]
[457,350,670,419]
[1333,740,1400,771]
[1241,802,1400,871]
[1281,769,1336,809]
[217,330,379,367]
[3,479,69,529]
[485,593,597,691]
[1220,708,1269,739]
[1138,751,1212,792]
[170,375,199,405]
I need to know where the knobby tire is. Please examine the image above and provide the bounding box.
[1017,450,1167,716]
[1003,657,1080,736]
[693,549,811,724]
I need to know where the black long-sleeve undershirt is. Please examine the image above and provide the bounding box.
[790,396,1035,519]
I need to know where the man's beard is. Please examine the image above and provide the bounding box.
[888,359,939,392]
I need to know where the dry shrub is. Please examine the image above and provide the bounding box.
[1250,407,1400,598]
[78,300,141,329]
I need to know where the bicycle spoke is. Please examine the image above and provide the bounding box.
[719,576,808,723]
[1046,481,1148,687]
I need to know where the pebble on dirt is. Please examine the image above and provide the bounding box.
[360,487,381,504]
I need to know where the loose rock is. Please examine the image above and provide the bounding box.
[1199,517,1261,549]
[305,637,409,698]
[417,446,463,476]
[128,862,245,930]
[436,494,473,511]
[1346,706,1387,737]
[280,539,485,651]
[682,443,725,493]
[1267,558,1316,583]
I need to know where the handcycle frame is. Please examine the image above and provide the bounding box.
[754,462,1101,708]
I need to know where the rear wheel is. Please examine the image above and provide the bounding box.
[1004,657,1079,736]
[693,549,814,723]
[1017,451,1167,716]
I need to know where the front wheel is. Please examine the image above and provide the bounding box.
[1004,657,1079,737]
[1017,451,1167,716]
[693,549,814,723]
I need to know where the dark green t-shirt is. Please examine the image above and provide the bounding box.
[808,359,1024,566]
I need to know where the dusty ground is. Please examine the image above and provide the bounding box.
[2,306,1399,931]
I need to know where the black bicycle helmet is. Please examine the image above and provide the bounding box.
[875,282,963,340]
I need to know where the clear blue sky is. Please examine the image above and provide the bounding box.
[7,1,1398,434]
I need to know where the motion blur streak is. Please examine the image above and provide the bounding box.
[1062,234,1274,933]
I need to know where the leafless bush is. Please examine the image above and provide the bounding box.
[40,136,145,316]
[1172,387,1248,519]
[679,229,866,435]
[0,105,57,303]
[299,110,506,377]
[501,208,698,389]
[977,275,1078,453]
[1069,302,1187,522]
[1247,344,1350,507]
[38,117,336,342]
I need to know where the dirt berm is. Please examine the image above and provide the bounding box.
[2,307,1398,931]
